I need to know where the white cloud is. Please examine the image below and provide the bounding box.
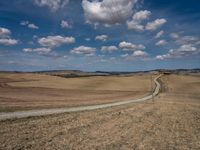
[20,21,29,26]
[127,21,144,31]
[33,35,38,39]
[127,10,151,31]
[85,38,91,41]
[132,50,147,57]
[174,44,197,53]
[23,47,51,54]
[155,40,167,46]
[155,30,164,38]
[0,27,11,38]
[145,19,167,31]
[156,44,199,60]
[170,33,179,39]
[20,21,39,30]
[71,46,96,56]
[175,36,199,45]
[121,53,129,57]
[34,0,69,12]
[38,35,75,47]
[101,45,118,53]
[0,27,18,46]
[0,39,18,46]
[127,10,165,33]
[23,48,33,52]
[31,48,51,54]
[122,50,148,60]
[82,0,137,26]
[28,24,39,29]
[61,20,72,29]
[156,55,166,60]
[157,34,200,60]
[170,33,199,47]
[95,35,108,41]
[132,10,151,22]
[119,41,145,51]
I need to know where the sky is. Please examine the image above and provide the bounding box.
[0,0,200,72]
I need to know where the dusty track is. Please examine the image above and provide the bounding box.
[0,74,162,121]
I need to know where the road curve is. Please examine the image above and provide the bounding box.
[0,74,162,121]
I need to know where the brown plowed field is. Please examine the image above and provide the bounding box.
[0,73,199,150]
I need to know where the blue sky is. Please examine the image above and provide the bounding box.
[0,0,200,71]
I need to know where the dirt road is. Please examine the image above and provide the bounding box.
[0,74,162,121]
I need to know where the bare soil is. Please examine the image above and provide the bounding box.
[0,74,199,150]
[0,73,151,112]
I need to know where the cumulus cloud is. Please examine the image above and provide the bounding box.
[170,33,179,39]
[145,19,167,31]
[127,10,151,31]
[155,55,167,60]
[0,39,18,46]
[132,10,151,22]
[33,35,38,39]
[122,50,148,60]
[121,53,129,58]
[23,47,51,54]
[82,0,137,26]
[23,48,66,58]
[85,38,91,41]
[71,46,96,56]
[61,20,72,29]
[119,41,145,51]
[127,10,167,32]
[0,27,11,38]
[156,44,199,60]
[175,35,199,45]
[20,21,29,26]
[170,33,199,46]
[155,40,167,46]
[28,24,39,29]
[95,35,108,41]
[127,21,144,31]
[20,21,39,29]
[159,34,200,60]
[155,30,164,38]
[34,0,69,12]
[132,50,147,57]
[0,27,18,46]
[38,35,75,47]
[23,48,33,52]
[101,45,118,53]
[172,44,197,54]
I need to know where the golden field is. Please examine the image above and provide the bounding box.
[0,73,199,149]
[0,73,152,111]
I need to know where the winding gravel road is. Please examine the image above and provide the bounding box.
[0,74,162,121]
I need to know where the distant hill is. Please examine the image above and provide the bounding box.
[0,68,199,78]
[34,68,200,78]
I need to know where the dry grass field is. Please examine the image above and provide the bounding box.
[0,73,152,112]
[0,73,199,150]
